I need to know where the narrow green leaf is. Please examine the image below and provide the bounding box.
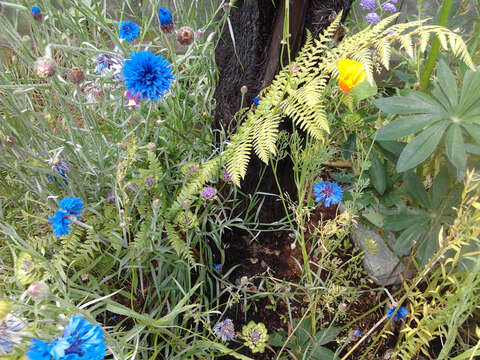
[416,226,442,268]
[352,79,377,103]
[459,66,480,114]
[373,92,445,115]
[430,167,450,209]
[437,60,458,107]
[403,171,430,208]
[376,140,406,157]
[445,124,466,179]
[369,150,387,195]
[461,123,480,144]
[465,143,480,155]
[314,327,341,346]
[397,121,450,172]
[373,114,443,141]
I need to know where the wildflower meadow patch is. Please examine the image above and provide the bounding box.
[0,1,479,359]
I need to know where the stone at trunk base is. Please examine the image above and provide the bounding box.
[340,205,407,285]
[350,224,406,285]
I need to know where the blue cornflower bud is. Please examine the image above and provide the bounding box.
[31,6,42,22]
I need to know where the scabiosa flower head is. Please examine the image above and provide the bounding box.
[313,181,343,207]
[359,0,376,10]
[382,3,397,12]
[15,252,42,286]
[67,67,85,84]
[27,316,106,360]
[0,314,26,356]
[242,321,268,353]
[365,12,381,24]
[158,8,174,33]
[253,97,260,106]
[201,187,216,200]
[122,51,174,101]
[118,21,140,42]
[213,319,235,341]
[387,306,408,322]
[124,89,141,108]
[223,171,232,182]
[34,57,57,78]
[177,26,194,46]
[107,191,115,204]
[31,6,42,22]
[59,196,83,215]
[145,177,155,186]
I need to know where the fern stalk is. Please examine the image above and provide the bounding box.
[420,0,454,91]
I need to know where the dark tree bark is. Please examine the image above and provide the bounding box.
[214,0,354,224]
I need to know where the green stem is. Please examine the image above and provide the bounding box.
[1,2,28,11]
[420,0,453,92]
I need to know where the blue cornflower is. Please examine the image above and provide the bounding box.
[365,12,381,24]
[0,314,26,356]
[313,181,343,207]
[359,0,376,10]
[122,51,174,101]
[387,306,408,322]
[213,263,222,271]
[48,197,84,237]
[27,316,106,360]
[118,21,140,42]
[48,210,73,237]
[59,196,83,215]
[158,8,174,32]
[253,97,260,106]
[94,54,123,78]
[31,6,42,22]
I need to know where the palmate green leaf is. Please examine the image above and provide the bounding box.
[369,150,387,195]
[445,124,466,178]
[384,213,429,231]
[397,121,450,172]
[437,60,458,108]
[373,114,444,141]
[459,66,480,114]
[403,170,430,208]
[394,223,427,256]
[373,92,445,115]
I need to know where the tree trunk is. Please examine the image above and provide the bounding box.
[214,0,353,224]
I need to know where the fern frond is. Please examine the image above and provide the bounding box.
[165,223,195,265]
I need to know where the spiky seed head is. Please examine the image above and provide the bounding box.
[67,66,85,84]
[34,57,57,78]
[176,26,194,46]
[27,282,50,302]
[4,135,15,146]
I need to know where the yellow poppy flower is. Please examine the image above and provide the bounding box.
[337,59,366,93]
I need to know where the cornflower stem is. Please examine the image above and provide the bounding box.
[340,315,387,360]
[419,0,453,91]
[43,43,118,58]
[67,215,93,231]
[1,2,28,11]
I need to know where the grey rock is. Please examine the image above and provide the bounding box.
[350,222,407,285]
